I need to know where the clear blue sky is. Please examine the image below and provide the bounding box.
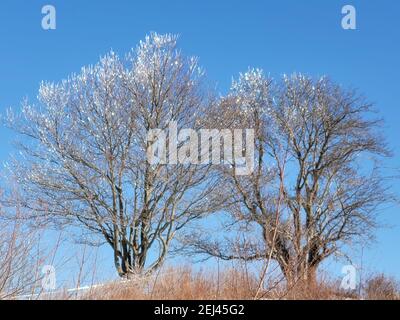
[1,0,399,284]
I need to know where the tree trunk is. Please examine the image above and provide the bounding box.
[305,266,317,289]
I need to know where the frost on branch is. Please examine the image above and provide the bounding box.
[5,33,223,277]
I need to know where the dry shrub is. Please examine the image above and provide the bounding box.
[364,274,399,300]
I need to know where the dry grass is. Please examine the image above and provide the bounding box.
[275,281,357,300]
[84,266,258,300]
[75,266,398,300]
[5,264,399,300]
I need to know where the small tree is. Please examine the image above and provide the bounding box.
[184,71,392,287]
[0,201,43,299]
[6,33,223,277]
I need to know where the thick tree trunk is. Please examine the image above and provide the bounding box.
[305,266,317,288]
[279,259,319,291]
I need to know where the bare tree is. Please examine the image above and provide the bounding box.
[5,33,223,277]
[184,71,392,287]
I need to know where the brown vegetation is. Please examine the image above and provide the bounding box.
[364,274,399,300]
[72,267,399,300]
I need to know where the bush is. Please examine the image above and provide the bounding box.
[364,274,399,300]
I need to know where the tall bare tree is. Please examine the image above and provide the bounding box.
[6,33,223,277]
[184,71,392,286]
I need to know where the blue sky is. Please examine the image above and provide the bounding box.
[1,0,399,284]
